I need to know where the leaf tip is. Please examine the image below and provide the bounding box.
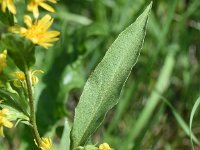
[146,1,153,15]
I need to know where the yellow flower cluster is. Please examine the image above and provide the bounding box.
[11,71,25,87]
[11,70,43,87]
[28,0,57,18]
[0,0,57,18]
[0,108,13,137]
[0,0,16,14]
[30,70,44,86]
[0,0,59,49]
[10,15,60,49]
[0,0,58,148]
[7,0,60,48]
[35,137,52,150]
[99,143,113,150]
[0,50,7,74]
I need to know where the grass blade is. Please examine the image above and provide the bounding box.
[190,96,200,150]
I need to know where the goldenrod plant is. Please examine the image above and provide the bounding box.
[0,0,151,148]
[1,0,199,150]
[0,0,60,149]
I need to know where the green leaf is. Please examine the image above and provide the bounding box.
[0,89,29,124]
[83,145,98,150]
[0,104,29,123]
[71,2,152,149]
[58,119,71,150]
[1,33,35,71]
[0,10,14,26]
[190,96,200,150]
[0,88,28,115]
[159,95,200,147]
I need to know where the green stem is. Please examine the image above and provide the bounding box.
[25,70,41,147]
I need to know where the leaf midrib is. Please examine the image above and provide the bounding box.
[76,34,142,146]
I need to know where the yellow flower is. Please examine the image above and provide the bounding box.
[35,137,52,150]
[28,0,57,18]
[12,71,25,81]
[9,14,60,49]
[11,70,43,87]
[11,71,26,87]
[0,108,13,137]
[99,143,113,150]
[0,50,7,73]
[0,0,16,14]
[30,70,44,86]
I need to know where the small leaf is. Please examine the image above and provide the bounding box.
[58,119,71,150]
[0,104,29,123]
[71,2,152,149]
[0,88,28,115]
[0,10,14,26]
[1,33,35,71]
[83,145,98,150]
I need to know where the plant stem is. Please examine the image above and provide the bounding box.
[25,70,41,147]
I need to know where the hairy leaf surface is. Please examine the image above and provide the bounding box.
[71,2,152,148]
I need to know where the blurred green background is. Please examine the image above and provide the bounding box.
[1,0,200,149]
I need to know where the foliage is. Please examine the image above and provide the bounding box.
[0,0,200,150]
